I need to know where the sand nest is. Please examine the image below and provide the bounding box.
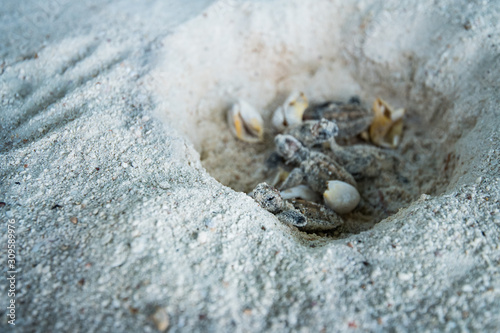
[0,0,499,331]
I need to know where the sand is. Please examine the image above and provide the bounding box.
[0,0,499,332]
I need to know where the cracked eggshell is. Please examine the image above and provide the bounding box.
[369,98,405,148]
[280,185,320,202]
[271,105,286,132]
[272,91,308,132]
[323,180,360,214]
[284,91,308,126]
[227,100,264,143]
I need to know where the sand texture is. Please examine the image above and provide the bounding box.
[1,0,499,332]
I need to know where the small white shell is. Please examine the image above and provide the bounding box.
[227,100,264,143]
[271,105,286,132]
[391,108,405,121]
[272,91,309,132]
[280,185,320,202]
[323,180,360,214]
[369,98,405,148]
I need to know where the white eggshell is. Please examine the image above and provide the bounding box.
[323,180,360,214]
[283,91,308,126]
[272,105,286,132]
[272,91,308,131]
[227,100,264,142]
[280,185,320,202]
[238,100,263,131]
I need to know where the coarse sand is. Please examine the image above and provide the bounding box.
[0,0,499,332]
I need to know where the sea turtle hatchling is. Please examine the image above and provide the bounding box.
[249,182,344,231]
[327,141,402,180]
[283,118,339,148]
[274,134,357,193]
[303,99,373,139]
[282,118,401,181]
[249,182,307,227]
[290,199,344,232]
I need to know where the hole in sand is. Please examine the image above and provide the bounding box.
[197,93,457,235]
[151,2,463,234]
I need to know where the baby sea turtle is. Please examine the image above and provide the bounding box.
[282,118,401,181]
[274,134,357,193]
[291,199,344,232]
[283,118,339,148]
[249,182,307,227]
[303,99,373,139]
[327,141,401,180]
[249,182,344,231]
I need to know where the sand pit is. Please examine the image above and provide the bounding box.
[0,0,499,331]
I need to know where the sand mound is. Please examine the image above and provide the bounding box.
[1,0,498,331]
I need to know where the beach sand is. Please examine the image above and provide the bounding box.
[1,0,499,331]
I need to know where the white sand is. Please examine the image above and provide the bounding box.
[1,0,499,331]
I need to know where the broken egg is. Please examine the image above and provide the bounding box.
[280,185,320,202]
[272,91,309,132]
[369,98,405,148]
[227,100,264,143]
